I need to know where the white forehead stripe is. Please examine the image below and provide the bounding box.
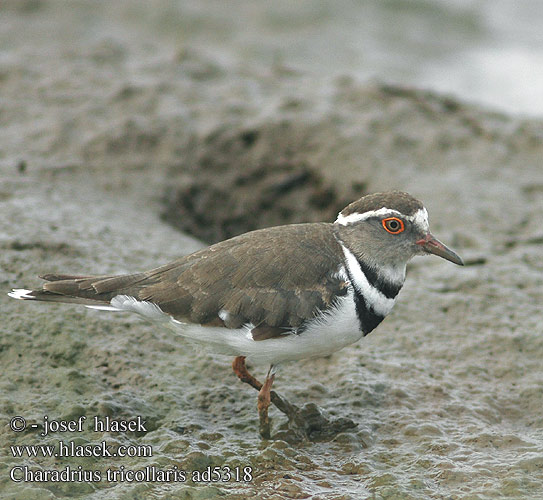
[340,244,396,317]
[335,207,400,225]
[406,207,429,232]
[335,206,429,232]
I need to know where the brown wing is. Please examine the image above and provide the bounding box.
[138,223,349,329]
[19,223,348,334]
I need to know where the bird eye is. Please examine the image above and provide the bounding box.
[382,217,405,234]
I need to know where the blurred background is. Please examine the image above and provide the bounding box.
[133,0,543,116]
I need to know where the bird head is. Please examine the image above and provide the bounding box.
[334,191,463,271]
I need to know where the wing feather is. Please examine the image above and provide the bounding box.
[13,223,349,339]
[142,223,347,330]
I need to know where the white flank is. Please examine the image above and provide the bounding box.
[8,289,35,300]
[339,244,396,316]
[90,291,363,366]
[169,291,363,365]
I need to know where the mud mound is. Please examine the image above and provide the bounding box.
[162,120,366,243]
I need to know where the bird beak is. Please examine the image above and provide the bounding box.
[416,233,464,266]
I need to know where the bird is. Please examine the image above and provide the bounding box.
[9,191,463,438]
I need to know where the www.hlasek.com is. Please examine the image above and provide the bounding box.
[8,415,253,484]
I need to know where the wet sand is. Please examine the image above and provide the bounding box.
[2,2,543,499]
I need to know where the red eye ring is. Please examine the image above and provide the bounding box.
[382,217,405,234]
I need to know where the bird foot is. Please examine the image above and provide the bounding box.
[232,356,357,441]
[270,395,357,442]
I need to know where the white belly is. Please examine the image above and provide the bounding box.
[167,290,363,366]
[104,291,364,366]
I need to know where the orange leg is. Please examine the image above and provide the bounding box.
[232,356,262,390]
[232,357,354,440]
[257,369,275,439]
[232,356,278,438]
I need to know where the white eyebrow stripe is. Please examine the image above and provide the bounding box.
[335,207,402,225]
[335,207,429,232]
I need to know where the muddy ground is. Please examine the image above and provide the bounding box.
[2,2,543,499]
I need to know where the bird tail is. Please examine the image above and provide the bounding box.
[8,272,148,309]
